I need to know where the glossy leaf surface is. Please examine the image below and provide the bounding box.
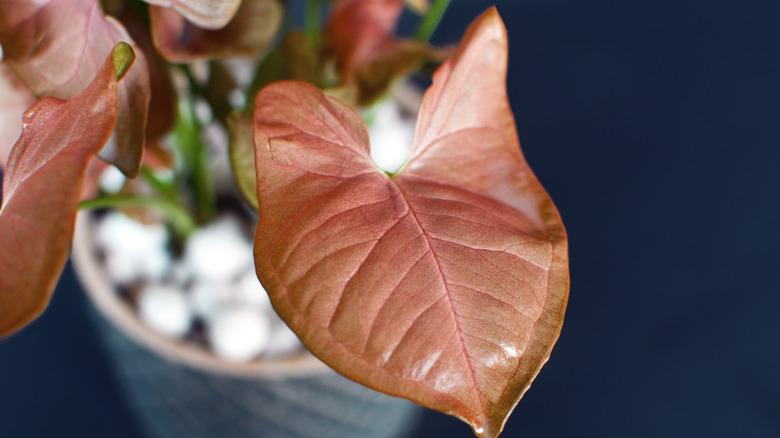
[0,64,36,168]
[150,0,282,62]
[0,44,130,337]
[253,9,568,437]
[0,0,150,176]
[143,0,241,29]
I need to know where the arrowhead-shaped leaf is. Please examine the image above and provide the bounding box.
[0,0,150,176]
[0,44,131,337]
[253,8,568,438]
[0,64,36,168]
[142,0,241,29]
[150,0,282,62]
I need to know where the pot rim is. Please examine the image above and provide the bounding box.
[72,211,329,379]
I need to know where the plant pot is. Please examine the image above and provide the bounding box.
[70,81,426,438]
[72,212,421,438]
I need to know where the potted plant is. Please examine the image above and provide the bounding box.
[0,1,569,437]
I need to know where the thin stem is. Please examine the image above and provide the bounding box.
[173,96,217,223]
[414,0,452,42]
[139,166,178,201]
[305,0,322,48]
[79,195,197,237]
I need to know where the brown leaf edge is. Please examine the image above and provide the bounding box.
[0,43,134,337]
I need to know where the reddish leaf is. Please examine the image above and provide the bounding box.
[0,64,36,168]
[253,8,568,438]
[142,0,241,29]
[0,43,131,337]
[0,0,150,176]
[119,7,176,142]
[328,0,404,80]
[327,0,449,104]
[150,0,282,62]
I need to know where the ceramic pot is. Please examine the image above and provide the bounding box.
[72,213,421,438]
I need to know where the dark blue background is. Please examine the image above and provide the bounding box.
[2,0,779,436]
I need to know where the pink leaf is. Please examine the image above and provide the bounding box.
[0,0,150,176]
[0,64,36,168]
[253,8,568,438]
[142,0,242,29]
[327,0,449,104]
[150,0,282,62]
[0,43,132,337]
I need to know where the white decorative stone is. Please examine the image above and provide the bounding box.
[138,285,192,338]
[97,212,170,285]
[368,99,415,174]
[208,307,271,362]
[97,212,168,255]
[183,217,254,283]
[105,252,139,286]
[263,319,303,358]
[98,166,126,194]
[189,281,232,320]
[233,269,272,311]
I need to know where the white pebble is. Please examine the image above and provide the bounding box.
[208,307,271,362]
[98,166,126,194]
[233,270,272,311]
[97,212,170,285]
[97,212,168,260]
[138,246,172,282]
[263,320,303,358]
[189,281,232,320]
[105,252,139,286]
[183,217,254,283]
[369,100,415,174]
[138,285,192,339]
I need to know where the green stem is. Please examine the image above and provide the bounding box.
[305,0,322,48]
[139,166,178,201]
[79,195,197,237]
[415,0,452,42]
[173,96,217,223]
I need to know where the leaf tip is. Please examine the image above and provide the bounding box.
[470,414,504,438]
[112,42,136,82]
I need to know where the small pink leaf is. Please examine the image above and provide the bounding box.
[0,0,150,176]
[142,0,242,29]
[0,44,131,337]
[253,8,568,438]
[0,64,36,168]
[327,0,449,104]
[328,0,405,80]
[150,0,282,62]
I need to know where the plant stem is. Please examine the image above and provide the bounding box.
[139,166,178,201]
[79,195,197,237]
[173,96,217,224]
[414,0,451,42]
[305,0,322,48]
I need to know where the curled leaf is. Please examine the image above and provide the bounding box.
[119,7,177,142]
[150,0,282,62]
[0,44,132,337]
[0,0,150,176]
[142,0,241,29]
[253,8,568,438]
[0,64,36,168]
[227,113,259,210]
